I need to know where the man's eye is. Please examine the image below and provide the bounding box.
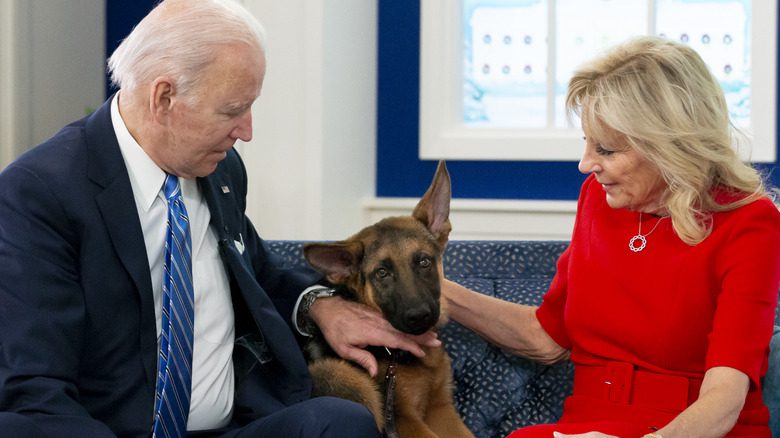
[222,107,249,118]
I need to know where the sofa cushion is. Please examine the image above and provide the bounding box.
[439,241,572,438]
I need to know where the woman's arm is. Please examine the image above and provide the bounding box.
[651,366,748,438]
[442,278,569,364]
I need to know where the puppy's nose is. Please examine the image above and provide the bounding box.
[403,307,435,335]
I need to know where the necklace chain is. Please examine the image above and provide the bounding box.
[628,212,667,253]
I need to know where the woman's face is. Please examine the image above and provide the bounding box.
[577,121,668,214]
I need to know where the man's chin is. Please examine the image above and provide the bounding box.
[197,153,228,176]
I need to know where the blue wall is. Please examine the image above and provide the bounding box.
[377,0,780,200]
[105,1,157,97]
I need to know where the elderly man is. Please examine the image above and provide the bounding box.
[0,1,436,436]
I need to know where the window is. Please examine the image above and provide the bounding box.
[419,0,776,162]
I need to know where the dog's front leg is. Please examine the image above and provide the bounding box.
[395,415,440,438]
[425,401,474,438]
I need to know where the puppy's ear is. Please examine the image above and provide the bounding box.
[303,241,363,284]
[412,160,452,247]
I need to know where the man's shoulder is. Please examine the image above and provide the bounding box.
[1,120,90,184]
[2,100,115,181]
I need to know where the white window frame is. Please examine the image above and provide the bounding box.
[419,0,777,162]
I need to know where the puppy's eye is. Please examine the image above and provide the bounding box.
[375,268,390,279]
[418,257,432,269]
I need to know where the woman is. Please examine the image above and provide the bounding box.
[443,36,780,437]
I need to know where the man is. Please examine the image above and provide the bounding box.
[0,1,436,436]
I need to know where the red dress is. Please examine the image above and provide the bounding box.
[510,174,780,437]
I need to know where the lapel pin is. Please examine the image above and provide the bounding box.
[221,185,230,194]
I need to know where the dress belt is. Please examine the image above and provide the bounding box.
[573,361,703,412]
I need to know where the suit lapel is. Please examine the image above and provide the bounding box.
[200,170,312,404]
[85,99,158,384]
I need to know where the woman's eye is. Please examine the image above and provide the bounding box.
[596,144,615,156]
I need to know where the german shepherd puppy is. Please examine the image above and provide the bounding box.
[303,161,473,438]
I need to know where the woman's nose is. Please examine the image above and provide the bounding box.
[578,146,602,174]
[578,147,593,174]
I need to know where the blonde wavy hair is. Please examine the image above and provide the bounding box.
[566,36,769,245]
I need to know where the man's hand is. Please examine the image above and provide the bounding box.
[309,296,441,377]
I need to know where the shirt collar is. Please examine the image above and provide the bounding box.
[111,93,167,211]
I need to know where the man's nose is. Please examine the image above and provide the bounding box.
[233,111,253,142]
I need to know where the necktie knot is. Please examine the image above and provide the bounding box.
[164,175,181,201]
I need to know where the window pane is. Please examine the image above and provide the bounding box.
[555,0,647,128]
[460,0,755,132]
[656,0,751,128]
[463,0,548,128]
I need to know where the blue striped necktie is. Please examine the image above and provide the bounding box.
[153,175,195,438]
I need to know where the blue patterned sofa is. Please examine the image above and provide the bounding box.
[268,240,780,438]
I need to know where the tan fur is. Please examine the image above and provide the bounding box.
[309,358,383,423]
[304,161,473,438]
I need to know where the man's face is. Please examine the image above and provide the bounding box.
[163,43,265,178]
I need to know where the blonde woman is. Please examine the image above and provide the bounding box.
[443,36,780,437]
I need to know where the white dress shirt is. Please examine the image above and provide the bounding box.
[111,95,234,430]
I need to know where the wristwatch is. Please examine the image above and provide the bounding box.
[296,287,336,336]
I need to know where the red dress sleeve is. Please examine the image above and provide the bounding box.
[536,246,572,349]
[535,175,598,350]
[706,197,780,386]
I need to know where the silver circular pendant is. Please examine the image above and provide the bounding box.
[629,234,646,252]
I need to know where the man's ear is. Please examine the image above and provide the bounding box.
[149,76,176,122]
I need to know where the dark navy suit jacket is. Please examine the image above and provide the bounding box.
[0,99,320,436]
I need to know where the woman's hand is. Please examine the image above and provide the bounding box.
[309,296,441,377]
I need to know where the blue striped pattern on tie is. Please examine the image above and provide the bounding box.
[153,175,194,438]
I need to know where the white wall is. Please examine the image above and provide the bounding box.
[240,0,377,240]
[0,0,105,169]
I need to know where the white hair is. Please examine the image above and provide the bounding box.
[107,0,266,98]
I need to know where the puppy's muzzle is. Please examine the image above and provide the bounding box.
[395,304,439,335]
